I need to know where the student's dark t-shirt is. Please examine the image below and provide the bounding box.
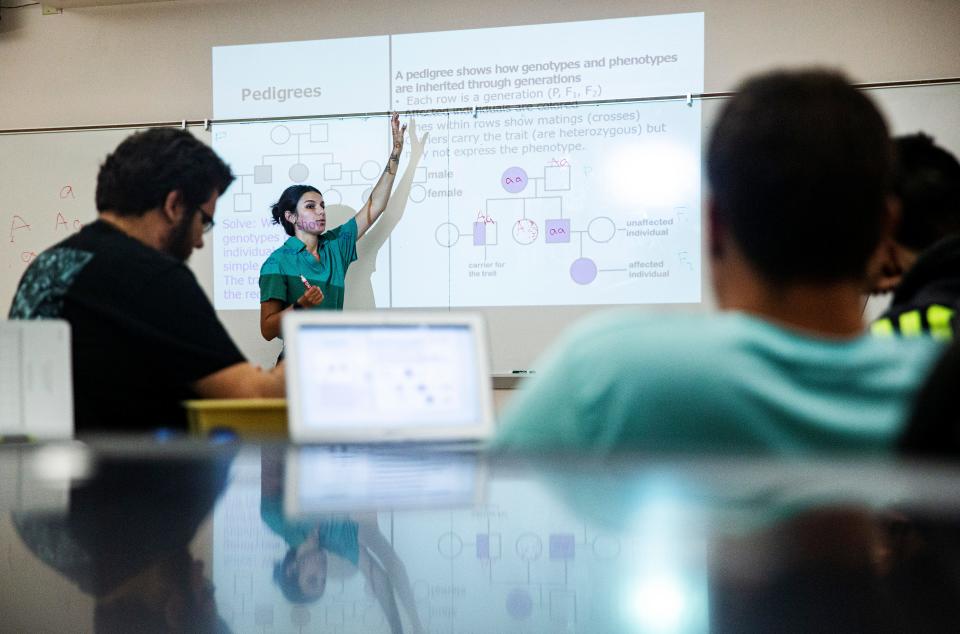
[8,220,245,433]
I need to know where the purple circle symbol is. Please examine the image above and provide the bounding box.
[501,167,528,194]
[506,588,533,620]
[571,258,598,285]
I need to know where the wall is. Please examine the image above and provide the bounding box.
[2,0,959,371]
[2,0,959,130]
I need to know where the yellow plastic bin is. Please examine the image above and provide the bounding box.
[183,398,288,438]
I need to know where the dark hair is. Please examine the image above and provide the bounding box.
[892,133,960,251]
[273,547,322,604]
[271,185,321,236]
[707,69,893,284]
[96,127,235,217]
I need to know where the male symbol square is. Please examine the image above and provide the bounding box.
[233,193,252,212]
[544,165,571,191]
[545,219,571,244]
[253,164,273,185]
[549,533,575,559]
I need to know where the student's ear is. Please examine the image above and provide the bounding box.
[867,197,908,295]
[284,209,297,226]
[161,190,186,225]
[869,240,906,294]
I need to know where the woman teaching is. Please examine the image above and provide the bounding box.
[258,113,407,342]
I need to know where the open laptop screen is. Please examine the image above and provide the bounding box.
[284,446,483,514]
[293,323,483,430]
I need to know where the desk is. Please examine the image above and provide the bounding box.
[2,441,960,632]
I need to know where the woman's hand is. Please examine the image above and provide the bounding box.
[355,114,409,239]
[297,284,324,308]
[390,112,407,159]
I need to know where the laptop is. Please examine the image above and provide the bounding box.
[0,320,74,440]
[283,446,485,516]
[281,311,495,445]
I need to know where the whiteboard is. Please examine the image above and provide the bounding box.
[2,83,958,372]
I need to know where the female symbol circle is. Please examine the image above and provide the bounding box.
[587,216,617,243]
[515,533,543,561]
[501,167,528,194]
[289,163,309,183]
[270,125,291,145]
[435,223,460,247]
[512,219,539,245]
[571,258,598,285]
[438,532,464,559]
[361,160,381,180]
[324,189,343,205]
[506,589,534,620]
[410,185,428,203]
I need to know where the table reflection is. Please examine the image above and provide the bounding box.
[212,451,960,633]
[5,445,960,632]
[8,444,234,632]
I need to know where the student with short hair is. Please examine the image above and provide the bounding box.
[493,69,943,454]
[870,134,960,339]
[8,127,285,433]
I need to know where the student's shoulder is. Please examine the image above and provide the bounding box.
[557,310,738,364]
[545,312,789,401]
[858,327,947,375]
[496,312,731,450]
[84,219,174,258]
[56,221,184,285]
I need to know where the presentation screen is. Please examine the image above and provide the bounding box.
[211,13,704,311]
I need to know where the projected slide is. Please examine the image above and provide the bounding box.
[211,13,704,310]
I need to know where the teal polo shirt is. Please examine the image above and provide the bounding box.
[260,496,360,565]
[492,311,943,455]
[259,218,358,310]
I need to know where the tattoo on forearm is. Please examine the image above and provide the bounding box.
[384,154,400,175]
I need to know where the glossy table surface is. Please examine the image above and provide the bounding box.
[2,440,960,633]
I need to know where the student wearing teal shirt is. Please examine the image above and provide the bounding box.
[259,113,407,342]
[493,311,941,454]
[493,70,945,454]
